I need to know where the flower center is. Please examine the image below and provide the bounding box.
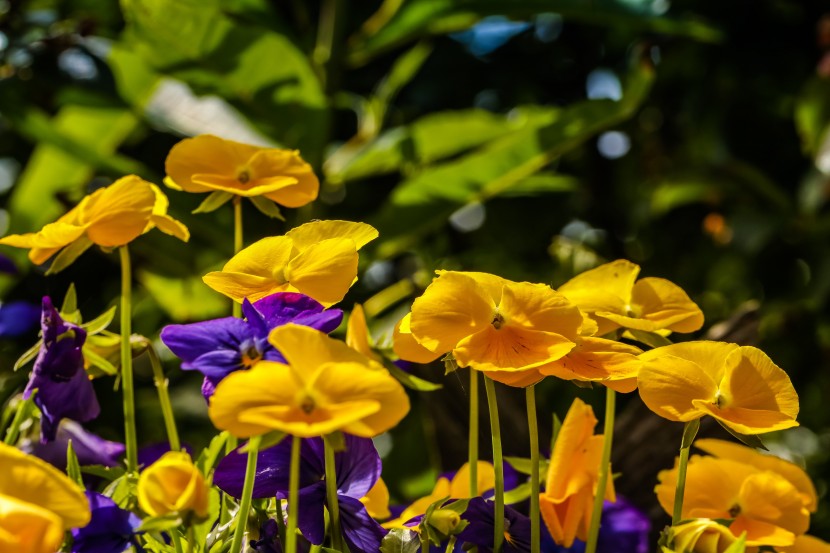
[491,312,505,330]
[240,345,262,368]
[300,395,316,414]
[237,169,251,184]
[728,504,741,517]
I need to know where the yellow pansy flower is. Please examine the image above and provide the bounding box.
[165,134,319,207]
[393,312,443,364]
[657,455,809,547]
[361,478,392,520]
[203,220,378,306]
[779,535,830,553]
[383,461,495,529]
[0,175,189,267]
[695,439,817,512]
[638,342,799,434]
[558,259,703,336]
[137,451,210,520]
[0,442,90,551]
[209,324,409,438]
[540,398,615,548]
[666,519,739,553]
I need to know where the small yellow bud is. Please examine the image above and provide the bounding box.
[138,452,209,521]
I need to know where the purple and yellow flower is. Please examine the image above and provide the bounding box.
[25,297,99,442]
[70,491,142,553]
[214,434,387,553]
[457,498,531,553]
[161,292,342,398]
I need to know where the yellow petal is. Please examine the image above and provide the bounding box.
[498,281,583,339]
[248,149,319,208]
[203,271,290,303]
[449,461,495,498]
[410,272,496,353]
[392,314,443,364]
[194,174,302,197]
[165,134,259,193]
[729,517,795,547]
[694,439,818,512]
[223,236,295,276]
[346,304,379,361]
[138,452,209,519]
[557,259,640,327]
[545,398,603,501]
[0,494,65,553]
[669,519,736,553]
[284,238,359,306]
[286,220,378,252]
[268,324,379,378]
[455,325,575,373]
[639,341,738,379]
[720,346,799,421]
[656,456,748,521]
[361,478,391,520]
[692,402,800,434]
[150,214,191,242]
[779,535,830,553]
[637,354,718,422]
[539,487,594,548]
[630,277,704,333]
[738,472,809,539]
[0,443,90,528]
[483,368,545,387]
[538,336,641,388]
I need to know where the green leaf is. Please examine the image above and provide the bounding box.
[241,431,286,452]
[501,173,578,197]
[503,481,531,504]
[504,456,548,476]
[249,196,286,220]
[45,237,94,276]
[82,346,119,376]
[551,413,562,454]
[795,77,830,155]
[137,514,184,533]
[626,329,673,349]
[80,465,126,481]
[681,418,701,450]
[349,0,722,66]
[81,306,118,335]
[384,358,442,391]
[192,191,234,214]
[139,270,229,322]
[723,532,747,553]
[66,440,84,487]
[715,419,768,451]
[196,431,230,475]
[380,528,421,553]
[61,283,78,315]
[14,341,41,372]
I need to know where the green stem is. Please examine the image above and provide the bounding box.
[324,437,344,552]
[3,394,36,445]
[484,376,504,553]
[232,197,243,319]
[526,385,540,553]
[186,526,195,553]
[119,245,138,474]
[147,346,180,451]
[230,435,262,553]
[672,420,699,525]
[275,497,287,549]
[469,369,479,495]
[585,388,616,553]
[171,532,184,553]
[286,436,302,553]
[444,535,457,553]
[420,532,429,553]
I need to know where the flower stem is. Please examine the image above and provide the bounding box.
[232,197,243,319]
[3,393,36,445]
[171,531,184,553]
[469,369,479,495]
[585,388,616,553]
[445,535,457,553]
[672,419,700,525]
[230,435,261,553]
[275,497,287,548]
[146,345,180,451]
[119,245,138,475]
[484,376,504,553]
[324,437,344,552]
[286,436,302,553]
[526,384,540,553]
[186,525,195,553]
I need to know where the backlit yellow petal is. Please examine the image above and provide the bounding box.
[728,517,795,547]
[203,271,289,303]
[669,519,736,553]
[637,354,718,422]
[346,304,379,361]
[449,461,495,498]
[392,314,443,363]
[0,494,65,553]
[498,281,583,338]
[248,149,319,208]
[269,324,380,377]
[692,402,800,434]
[738,472,809,538]
[719,346,799,421]
[455,325,575,373]
[483,368,545,387]
[638,341,738,380]
[165,134,261,193]
[538,336,641,388]
[138,452,209,519]
[223,236,295,276]
[656,456,748,520]
[779,535,830,553]
[286,220,378,252]
[284,238,359,306]
[361,478,391,520]
[558,259,639,314]
[630,277,704,333]
[0,442,90,528]
[194,175,301,197]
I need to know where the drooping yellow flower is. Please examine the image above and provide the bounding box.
[209,324,409,438]
[0,442,90,550]
[165,134,319,207]
[401,271,641,389]
[203,220,377,306]
[383,461,495,529]
[539,398,615,548]
[558,259,704,336]
[656,455,809,547]
[638,342,799,434]
[0,175,189,267]
[665,518,739,553]
[695,439,817,512]
[137,451,209,520]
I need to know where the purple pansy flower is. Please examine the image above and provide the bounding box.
[161,292,343,399]
[0,253,18,274]
[457,497,532,553]
[20,420,123,469]
[71,491,142,553]
[541,497,650,553]
[25,297,100,442]
[0,300,40,338]
[251,519,284,553]
[214,435,386,553]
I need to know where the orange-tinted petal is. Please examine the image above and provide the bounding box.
[538,336,641,389]
[449,461,495,498]
[286,220,378,252]
[729,516,795,547]
[738,472,809,538]
[693,402,800,434]
[203,271,290,303]
[655,456,747,520]
[629,277,704,333]
[165,134,259,193]
[0,494,65,553]
[719,346,799,422]
[455,325,575,372]
[779,535,830,553]
[249,149,319,208]
[637,354,718,422]
[498,281,583,338]
[483,368,545,387]
[346,304,379,361]
[392,314,443,364]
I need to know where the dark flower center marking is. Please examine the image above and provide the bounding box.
[240,346,262,368]
[491,312,505,330]
[237,170,251,184]
[300,395,316,414]
[728,504,741,517]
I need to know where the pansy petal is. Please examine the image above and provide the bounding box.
[630,277,703,332]
[361,478,391,520]
[196,175,301,197]
[346,305,377,360]
[253,292,323,321]
[538,336,641,386]
[286,220,378,252]
[729,516,796,547]
[223,236,295,276]
[284,239,359,306]
[638,341,738,381]
[392,314,442,364]
[161,317,249,364]
[0,493,65,553]
[655,456,748,520]
[558,260,639,312]
[720,346,799,419]
[296,481,327,545]
[268,324,379,377]
[455,326,575,372]
[165,134,258,193]
[780,535,830,553]
[203,271,288,303]
[336,435,381,499]
[339,495,387,553]
[483,368,545,387]
[637,354,719,422]
[499,281,583,338]
[738,472,809,537]
[150,214,190,242]
[693,402,800,434]
[247,149,319,208]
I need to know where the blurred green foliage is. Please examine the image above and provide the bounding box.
[1,0,830,541]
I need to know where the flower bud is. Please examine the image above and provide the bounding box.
[138,452,209,521]
[428,508,462,536]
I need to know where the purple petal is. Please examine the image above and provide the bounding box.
[186,349,245,379]
[335,435,381,499]
[0,300,41,338]
[0,253,18,274]
[291,309,344,334]
[242,298,269,337]
[253,292,324,321]
[251,519,284,553]
[297,481,327,545]
[339,495,387,553]
[597,498,650,553]
[71,491,141,553]
[457,498,531,553]
[21,420,123,469]
[161,317,251,367]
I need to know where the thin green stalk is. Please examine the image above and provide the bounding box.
[585,388,616,553]
[469,369,479,495]
[275,498,287,548]
[3,393,36,445]
[230,435,262,553]
[324,437,344,552]
[420,533,429,553]
[232,197,243,319]
[672,419,699,525]
[526,385,540,553]
[186,526,195,553]
[119,246,138,474]
[171,532,184,553]
[484,376,504,553]
[286,436,302,553]
[147,346,180,451]
[445,535,457,553]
